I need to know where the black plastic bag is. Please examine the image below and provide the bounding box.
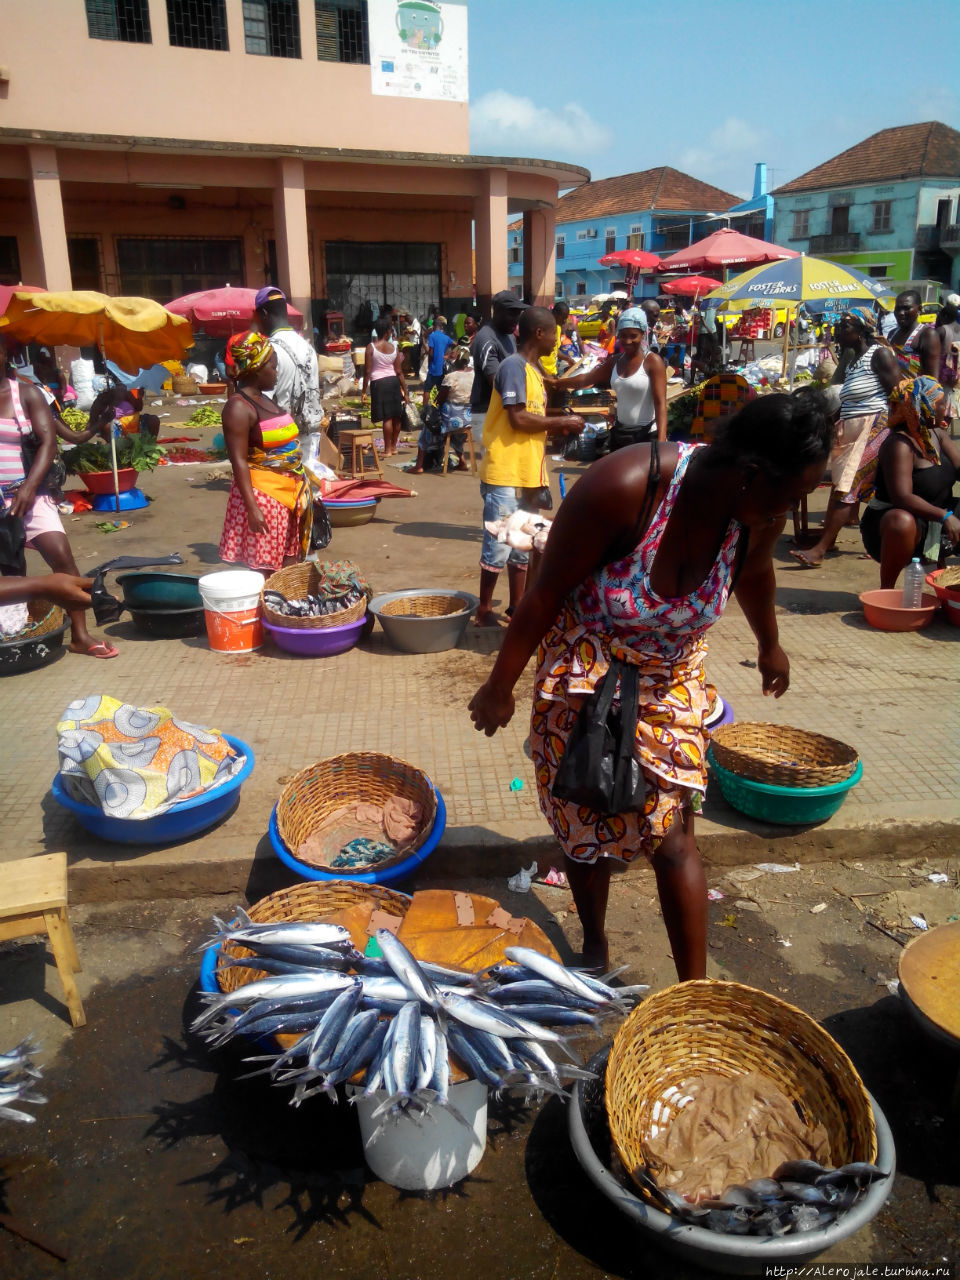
[0,510,26,576]
[310,498,332,551]
[552,658,646,815]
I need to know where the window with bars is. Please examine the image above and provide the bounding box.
[508,246,521,264]
[555,280,563,297]
[575,281,586,295]
[605,228,616,254]
[871,200,892,233]
[85,0,151,42]
[0,236,21,287]
[792,208,810,238]
[68,238,103,292]
[626,224,643,250]
[243,0,301,57]
[116,236,244,299]
[555,235,565,260]
[316,0,369,63]
[166,0,228,51]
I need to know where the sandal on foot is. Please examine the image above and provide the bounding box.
[74,640,119,659]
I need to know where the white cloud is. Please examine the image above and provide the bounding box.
[470,90,612,159]
[679,117,768,194]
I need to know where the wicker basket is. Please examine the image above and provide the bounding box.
[276,751,437,867]
[261,563,366,631]
[171,374,198,394]
[709,722,859,788]
[9,601,66,641]
[606,980,877,1205]
[215,880,410,993]
[378,594,467,619]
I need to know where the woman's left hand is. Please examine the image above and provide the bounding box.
[758,643,790,698]
[8,482,37,520]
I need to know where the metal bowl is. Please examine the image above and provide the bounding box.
[568,1045,895,1276]
[368,589,479,654]
[326,498,379,528]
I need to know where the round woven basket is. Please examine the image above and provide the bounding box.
[7,601,66,642]
[215,881,410,994]
[276,751,437,866]
[172,375,198,394]
[261,563,366,631]
[378,594,467,619]
[709,722,858,788]
[605,980,877,1206]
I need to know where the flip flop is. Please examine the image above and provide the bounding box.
[788,550,823,569]
[76,640,119,659]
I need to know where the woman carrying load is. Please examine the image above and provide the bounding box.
[219,331,311,574]
[469,393,832,979]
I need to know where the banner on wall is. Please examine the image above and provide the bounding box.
[369,0,468,103]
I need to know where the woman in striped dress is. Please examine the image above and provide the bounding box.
[790,308,901,568]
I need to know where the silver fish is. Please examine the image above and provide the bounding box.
[417,1014,437,1092]
[0,1038,42,1079]
[446,1023,504,1089]
[376,931,441,1009]
[815,1163,888,1186]
[503,947,607,1004]
[497,1004,600,1029]
[191,972,355,1032]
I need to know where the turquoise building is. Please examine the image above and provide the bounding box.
[771,122,960,295]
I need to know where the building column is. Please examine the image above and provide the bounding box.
[27,145,71,291]
[522,206,556,308]
[272,158,313,337]
[474,168,508,316]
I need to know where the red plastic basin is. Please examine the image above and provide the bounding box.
[859,588,938,631]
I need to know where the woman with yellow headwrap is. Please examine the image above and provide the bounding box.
[218,330,312,572]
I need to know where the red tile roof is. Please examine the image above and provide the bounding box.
[508,166,739,229]
[772,122,960,195]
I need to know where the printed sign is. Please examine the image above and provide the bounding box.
[369,0,468,102]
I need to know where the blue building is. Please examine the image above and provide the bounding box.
[507,166,739,302]
[724,163,774,242]
[771,122,960,295]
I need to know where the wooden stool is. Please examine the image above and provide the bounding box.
[0,852,85,1027]
[441,429,478,477]
[736,338,756,363]
[338,429,384,481]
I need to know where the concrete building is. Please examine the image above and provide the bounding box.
[723,163,774,242]
[507,167,738,302]
[0,0,586,333]
[771,122,960,295]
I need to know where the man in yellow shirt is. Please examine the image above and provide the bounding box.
[476,306,584,626]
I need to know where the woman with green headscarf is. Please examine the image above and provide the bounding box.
[218,330,311,573]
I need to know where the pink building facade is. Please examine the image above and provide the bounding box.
[0,0,586,332]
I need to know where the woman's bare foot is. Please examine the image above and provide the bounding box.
[581,935,610,972]
[474,608,504,628]
[789,548,825,568]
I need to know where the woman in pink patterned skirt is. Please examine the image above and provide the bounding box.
[469,393,832,979]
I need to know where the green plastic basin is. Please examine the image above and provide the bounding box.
[707,747,863,825]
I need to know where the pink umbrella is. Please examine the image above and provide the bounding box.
[0,283,45,316]
[166,286,303,339]
[657,228,797,273]
[659,275,722,296]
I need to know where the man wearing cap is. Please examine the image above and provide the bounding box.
[254,287,323,439]
[470,291,528,417]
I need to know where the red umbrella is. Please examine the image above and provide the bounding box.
[659,275,722,296]
[657,227,797,272]
[597,249,662,271]
[0,283,45,316]
[166,286,303,339]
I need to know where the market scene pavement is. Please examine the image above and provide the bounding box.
[1,449,958,1278]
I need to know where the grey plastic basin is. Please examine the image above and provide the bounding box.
[368,589,479,654]
[568,1046,895,1276]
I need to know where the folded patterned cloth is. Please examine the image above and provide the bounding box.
[57,695,245,820]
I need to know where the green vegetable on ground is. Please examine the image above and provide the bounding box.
[63,434,165,475]
[188,406,222,426]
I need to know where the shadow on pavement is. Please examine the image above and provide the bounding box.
[392,521,482,543]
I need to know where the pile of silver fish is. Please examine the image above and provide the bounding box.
[194,911,647,1137]
[263,587,364,618]
[0,1037,46,1123]
[632,1159,890,1237]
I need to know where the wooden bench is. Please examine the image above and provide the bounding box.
[0,852,85,1027]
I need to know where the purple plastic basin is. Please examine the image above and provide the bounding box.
[262,613,366,657]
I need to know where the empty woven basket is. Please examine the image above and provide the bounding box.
[261,563,366,630]
[276,751,437,866]
[708,722,858,788]
[378,594,468,619]
[605,980,877,1205]
[215,881,410,994]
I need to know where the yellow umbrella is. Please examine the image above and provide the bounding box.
[0,291,194,511]
[0,290,194,373]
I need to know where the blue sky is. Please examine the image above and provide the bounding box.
[467,0,960,197]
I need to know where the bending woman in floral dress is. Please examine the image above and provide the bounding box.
[469,393,832,979]
[219,331,311,574]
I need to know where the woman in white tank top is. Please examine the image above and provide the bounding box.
[558,306,667,450]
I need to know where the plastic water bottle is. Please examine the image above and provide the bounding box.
[902,557,924,609]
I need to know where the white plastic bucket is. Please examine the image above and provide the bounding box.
[346,1080,487,1190]
[198,570,265,653]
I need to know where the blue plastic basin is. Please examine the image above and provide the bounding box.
[707,748,862,826]
[268,785,446,885]
[51,732,254,844]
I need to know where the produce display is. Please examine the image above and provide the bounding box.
[60,406,90,430]
[188,405,223,427]
[62,435,165,475]
[196,915,646,1128]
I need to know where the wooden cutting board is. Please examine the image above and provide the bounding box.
[898,921,960,1043]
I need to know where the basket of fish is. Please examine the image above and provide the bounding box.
[0,1037,46,1124]
[597,980,892,1257]
[261,562,367,630]
[194,886,648,1190]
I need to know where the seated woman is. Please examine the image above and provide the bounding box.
[859,376,960,588]
[218,331,311,575]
